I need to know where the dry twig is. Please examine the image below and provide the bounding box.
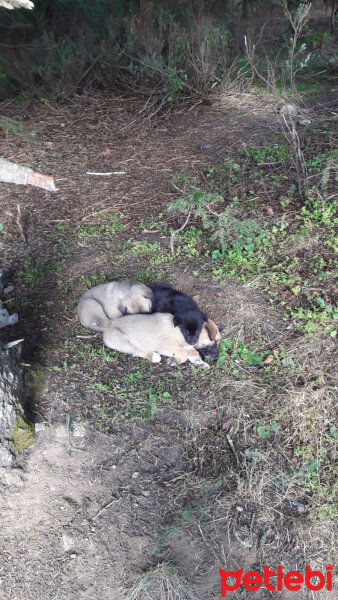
[279,114,308,201]
[16,204,25,242]
[170,207,192,256]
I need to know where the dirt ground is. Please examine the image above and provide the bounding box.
[0,88,336,599]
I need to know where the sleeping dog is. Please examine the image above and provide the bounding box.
[102,313,221,369]
[77,280,153,331]
[151,283,208,345]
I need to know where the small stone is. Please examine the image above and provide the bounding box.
[282,357,295,368]
[73,423,86,438]
[70,553,77,559]
[62,534,74,551]
[244,449,258,461]
[142,490,150,497]
[200,143,213,149]
[132,472,139,479]
[0,447,13,467]
[35,422,46,433]
[299,119,311,125]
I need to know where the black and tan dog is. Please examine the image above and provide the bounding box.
[151,283,207,345]
[77,280,153,331]
[102,312,221,369]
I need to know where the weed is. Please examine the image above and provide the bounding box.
[280,184,296,208]
[243,144,290,164]
[53,361,77,372]
[139,212,169,233]
[78,272,106,289]
[78,212,123,238]
[213,213,266,262]
[299,192,337,228]
[288,305,337,336]
[167,185,222,255]
[217,338,265,371]
[176,227,203,258]
[291,443,337,521]
[254,420,279,439]
[0,117,23,136]
[306,149,338,173]
[18,258,64,286]
[168,186,222,228]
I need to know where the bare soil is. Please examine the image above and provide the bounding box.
[0,90,336,599]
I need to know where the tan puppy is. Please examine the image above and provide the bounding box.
[102,313,221,369]
[77,280,153,331]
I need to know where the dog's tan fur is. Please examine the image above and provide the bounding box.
[102,313,220,369]
[77,281,153,331]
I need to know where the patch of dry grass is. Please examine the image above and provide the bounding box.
[123,562,198,600]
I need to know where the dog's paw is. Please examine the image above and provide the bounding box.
[189,355,210,369]
[151,352,162,363]
[199,361,210,370]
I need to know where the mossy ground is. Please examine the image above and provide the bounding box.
[10,416,36,454]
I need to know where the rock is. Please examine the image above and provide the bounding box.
[0,446,13,467]
[282,357,296,368]
[0,345,24,487]
[0,300,18,329]
[73,423,86,438]
[35,422,46,433]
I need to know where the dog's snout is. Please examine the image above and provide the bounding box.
[198,343,219,360]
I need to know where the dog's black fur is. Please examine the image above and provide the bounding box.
[151,283,208,345]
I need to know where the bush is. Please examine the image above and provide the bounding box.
[0,0,232,103]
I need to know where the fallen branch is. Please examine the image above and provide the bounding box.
[86,171,126,176]
[170,207,192,256]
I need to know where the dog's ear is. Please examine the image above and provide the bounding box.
[204,320,219,341]
[173,314,181,327]
[118,303,128,315]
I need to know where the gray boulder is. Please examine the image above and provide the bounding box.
[0,346,24,486]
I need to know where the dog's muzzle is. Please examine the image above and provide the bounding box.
[198,343,219,359]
